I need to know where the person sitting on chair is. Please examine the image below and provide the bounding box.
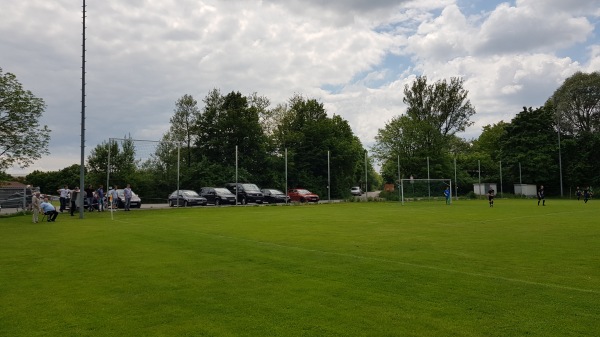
[40,197,59,222]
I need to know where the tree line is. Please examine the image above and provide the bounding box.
[24,91,378,201]
[2,65,599,199]
[374,72,600,197]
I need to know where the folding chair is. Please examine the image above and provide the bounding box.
[41,212,47,222]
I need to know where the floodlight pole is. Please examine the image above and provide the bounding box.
[327,150,330,203]
[427,157,430,200]
[285,148,288,204]
[364,150,368,201]
[499,161,503,198]
[235,145,238,205]
[454,155,457,201]
[79,0,86,219]
[397,155,401,203]
[519,162,522,184]
[555,98,564,197]
[478,160,482,198]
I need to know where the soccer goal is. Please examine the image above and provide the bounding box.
[400,178,452,205]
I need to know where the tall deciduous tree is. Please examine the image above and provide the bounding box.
[195,90,268,182]
[0,67,51,170]
[169,94,200,167]
[374,76,475,183]
[404,76,475,137]
[549,71,600,135]
[275,95,368,196]
[499,106,559,192]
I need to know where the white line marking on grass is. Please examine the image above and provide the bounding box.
[111,218,598,295]
[238,239,600,295]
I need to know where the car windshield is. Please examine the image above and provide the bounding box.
[214,188,231,194]
[270,189,284,195]
[182,191,199,197]
[297,189,311,195]
[242,184,260,192]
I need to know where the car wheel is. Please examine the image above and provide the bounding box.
[300,197,306,203]
[170,200,174,207]
[242,198,247,205]
[184,200,188,207]
[215,198,220,206]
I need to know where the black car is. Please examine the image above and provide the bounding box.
[168,190,207,207]
[261,188,290,204]
[199,187,236,205]
[224,183,264,205]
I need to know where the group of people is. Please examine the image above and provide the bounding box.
[30,191,59,223]
[54,184,135,215]
[575,186,593,203]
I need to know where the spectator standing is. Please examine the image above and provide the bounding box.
[96,185,105,212]
[85,185,94,211]
[31,191,41,223]
[110,185,119,209]
[70,187,80,216]
[57,185,69,212]
[124,184,132,211]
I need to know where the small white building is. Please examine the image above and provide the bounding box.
[514,184,537,197]
[473,183,497,196]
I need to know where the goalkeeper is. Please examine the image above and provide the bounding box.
[444,186,451,205]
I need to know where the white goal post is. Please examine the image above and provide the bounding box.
[400,178,452,205]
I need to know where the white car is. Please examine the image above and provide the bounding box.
[350,186,363,196]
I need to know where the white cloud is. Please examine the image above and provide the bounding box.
[2,0,599,174]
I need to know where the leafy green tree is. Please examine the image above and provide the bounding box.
[86,137,137,188]
[274,95,368,197]
[404,76,475,137]
[0,67,51,170]
[549,71,600,135]
[499,106,559,193]
[374,76,476,185]
[26,164,81,194]
[546,72,600,193]
[195,90,268,183]
[169,94,201,167]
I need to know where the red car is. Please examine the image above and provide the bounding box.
[287,188,320,203]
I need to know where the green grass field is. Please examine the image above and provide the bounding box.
[1,199,598,336]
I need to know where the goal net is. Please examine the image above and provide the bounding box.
[106,138,180,209]
[400,178,452,205]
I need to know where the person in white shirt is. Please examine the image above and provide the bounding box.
[56,185,69,212]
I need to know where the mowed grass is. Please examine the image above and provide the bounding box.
[1,199,599,336]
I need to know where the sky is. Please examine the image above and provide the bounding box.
[2,0,600,175]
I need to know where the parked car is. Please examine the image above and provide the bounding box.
[287,188,320,203]
[168,190,207,207]
[261,188,290,204]
[224,183,264,205]
[115,189,142,208]
[350,186,363,196]
[200,187,236,205]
